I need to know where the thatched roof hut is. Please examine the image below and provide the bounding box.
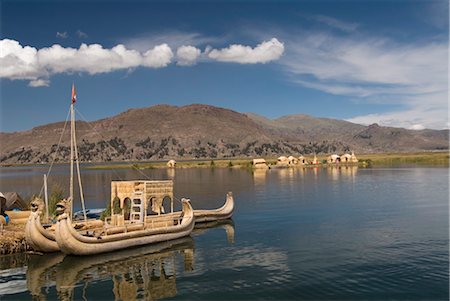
[327,154,340,164]
[0,192,28,211]
[287,156,298,165]
[252,158,269,169]
[298,155,308,165]
[340,153,352,162]
[167,159,176,168]
[276,156,289,167]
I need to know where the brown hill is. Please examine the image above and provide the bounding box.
[0,104,448,164]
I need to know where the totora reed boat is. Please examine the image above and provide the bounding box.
[55,198,195,255]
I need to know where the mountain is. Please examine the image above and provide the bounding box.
[0,104,448,164]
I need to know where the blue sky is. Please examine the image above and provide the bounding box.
[0,0,448,132]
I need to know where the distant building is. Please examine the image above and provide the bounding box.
[277,156,289,167]
[252,158,269,169]
[298,155,308,165]
[327,154,340,164]
[340,151,358,163]
[287,156,298,165]
[167,159,176,168]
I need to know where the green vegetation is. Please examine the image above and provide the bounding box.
[48,184,64,218]
[356,152,449,166]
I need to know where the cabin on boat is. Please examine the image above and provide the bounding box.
[110,180,174,226]
[167,160,176,168]
[252,158,269,169]
[327,154,341,164]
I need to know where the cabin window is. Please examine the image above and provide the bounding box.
[123,198,131,220]
[147,197,157,215]
[162,196,172,213]
[112,197,121,214]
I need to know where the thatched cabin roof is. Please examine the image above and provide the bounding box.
[0,192,28,211]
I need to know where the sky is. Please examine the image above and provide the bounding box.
[0,0,448,132]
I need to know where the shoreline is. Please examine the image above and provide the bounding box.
[0,151,448,170]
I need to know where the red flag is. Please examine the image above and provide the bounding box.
[71,84,77,104]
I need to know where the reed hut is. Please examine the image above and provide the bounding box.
[167,159,176,168]
[287,156,299,165]
[276,156,289,167]
[252,158,269,169]
[327,154,340,164]
[1,192,28,210]
[340,153,352,163]
[298,155,307,165]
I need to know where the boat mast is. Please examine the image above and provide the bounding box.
[70,84,87,222]
[70,85,75,216]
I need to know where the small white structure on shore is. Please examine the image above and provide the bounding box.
[298,155,308,165]
[340,151,359,163]
[277,156,289,167]
[327,154,340,164]
[312,154,318,165]
[287,156,298,165]
[252,158,269,169]
[167,159,176,168]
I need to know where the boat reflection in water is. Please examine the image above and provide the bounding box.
[192,219,235,244]
[25,219,235,300]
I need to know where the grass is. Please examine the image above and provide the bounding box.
[356,151,449,166]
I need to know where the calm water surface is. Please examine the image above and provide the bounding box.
[0,165,448,300]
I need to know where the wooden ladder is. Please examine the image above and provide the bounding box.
[130,191,144,223]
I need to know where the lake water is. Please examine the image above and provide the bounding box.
[0,165,448,300]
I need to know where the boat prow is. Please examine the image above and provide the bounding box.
[194,192,234,223]
[55,198,195,256]
[24,197,59,253]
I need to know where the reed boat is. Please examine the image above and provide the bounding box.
[55,198,195,256]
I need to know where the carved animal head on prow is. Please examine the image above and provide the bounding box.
[30,197,44,213]
[56,199,71,216]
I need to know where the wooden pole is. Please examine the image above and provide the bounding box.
[70,103,74,217]
[44,174,49,222]
[72,116,88,223]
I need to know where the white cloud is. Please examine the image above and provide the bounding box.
[0,39,173,84]
[0,39,42,80]
[208,38,284,64]
[279,30,448,129]
[142,43,173,68]
[1,38,283,87]
[56,31,68,39]
[176,45,201,66]
[28,79,50,87]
